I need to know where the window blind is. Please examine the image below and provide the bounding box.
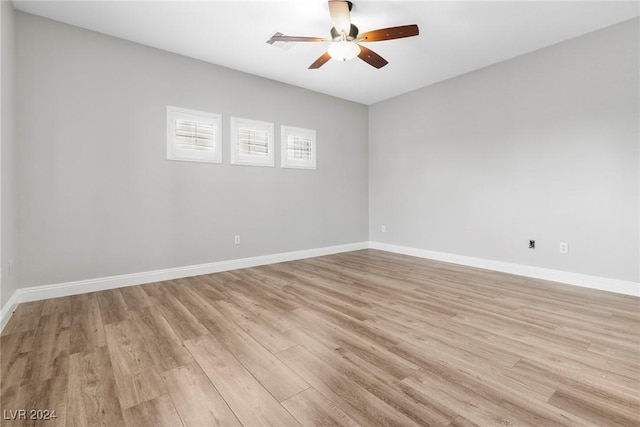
[175,119,215,151]
[238,128,269,157]
[287,135,313,160]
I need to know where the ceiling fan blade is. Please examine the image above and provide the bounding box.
[359,25,419,42]
[268,35,328,43]
[328,1,351,35]
[309,51,332,69]
[358,45,388,69]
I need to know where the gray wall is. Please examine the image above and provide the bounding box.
[369,18,640,282]
[1,0,18,307]
[9,11,639,293]
[16,12,368,287]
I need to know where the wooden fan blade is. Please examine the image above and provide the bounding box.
[268,35,327,43]
[309,51,332,69]
[359,25,419,42]
[328,1,351,34]
[358,45,388,69]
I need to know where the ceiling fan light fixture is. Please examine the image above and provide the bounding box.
[272,1,419,69]
[328,41,360,61]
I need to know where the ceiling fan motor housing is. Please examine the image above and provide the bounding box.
[331,24,359,41]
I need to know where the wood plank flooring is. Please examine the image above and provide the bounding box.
[1,249,639,426]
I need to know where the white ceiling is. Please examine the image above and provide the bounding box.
[12,1,640,105]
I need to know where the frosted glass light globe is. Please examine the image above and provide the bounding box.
[328,41,361,61]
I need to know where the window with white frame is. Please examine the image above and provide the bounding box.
[230,117,274,167]
[167,106,222,163]
[281,125,316,170]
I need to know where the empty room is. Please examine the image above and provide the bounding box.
[1,0,638,426]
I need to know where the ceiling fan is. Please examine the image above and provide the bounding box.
[267,1,419,69]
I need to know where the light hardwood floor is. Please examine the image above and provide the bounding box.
[1,249,638,426]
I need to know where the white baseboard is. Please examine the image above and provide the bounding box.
[2,240,637,332]
[369,242,640,297]
[0,241,368,331]
[0,290,19,333]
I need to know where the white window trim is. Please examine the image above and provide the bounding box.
[166,106,222,163]
[230,116,275,167]
[281,125,317,170]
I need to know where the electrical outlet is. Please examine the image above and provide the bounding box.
[529,240,535,249]
[381,225,386,233]
[559,242,569,254]
[234,235,240,245]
